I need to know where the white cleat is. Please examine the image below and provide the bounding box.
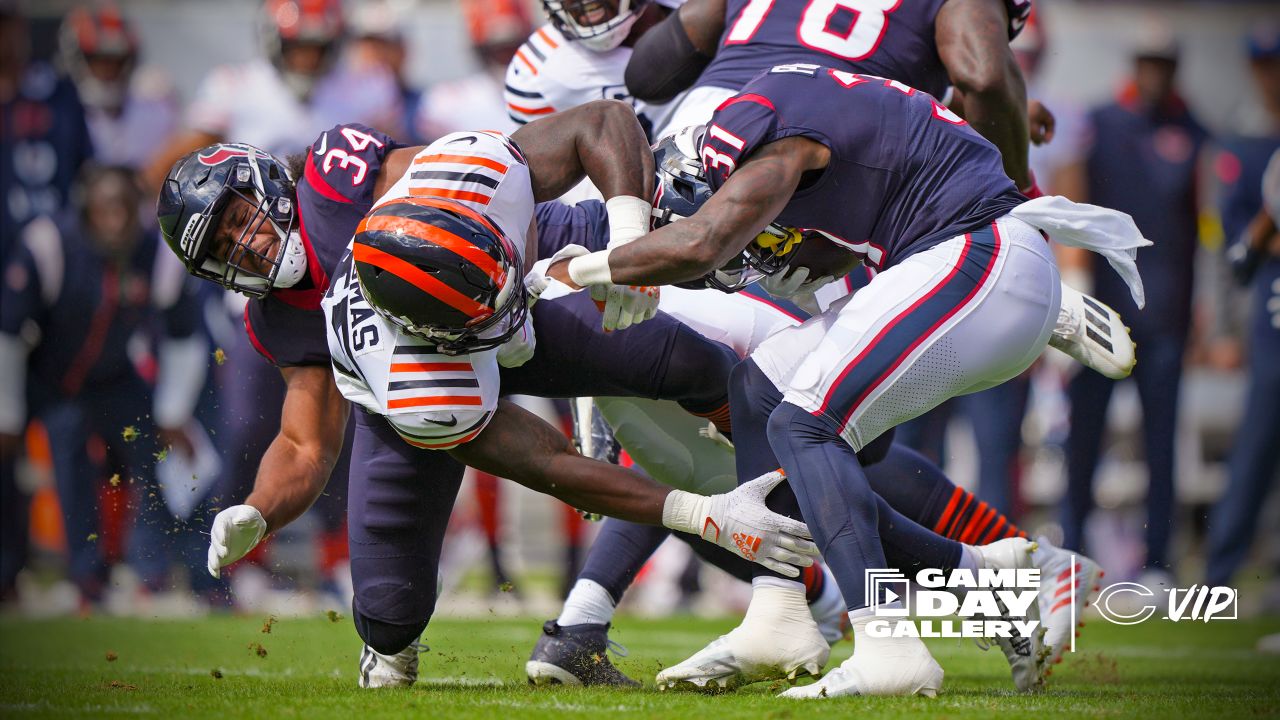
[358,641,427,688]
[780,619,943,699]
[975,537,1050,692]
[1049,283,1136,380]
[1032,537,1103,669]
[656,584,829,692]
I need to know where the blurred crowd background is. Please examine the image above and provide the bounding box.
[0,0,1277,620]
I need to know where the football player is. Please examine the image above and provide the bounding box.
[623,0,1135,386]
[534,66,1151,697]
[157,100,811,686]
[504,0,1096,686]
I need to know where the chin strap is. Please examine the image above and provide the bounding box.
[272,230,309,288]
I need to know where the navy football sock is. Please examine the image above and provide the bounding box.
[578,519,670,603]
[766,402,964,611]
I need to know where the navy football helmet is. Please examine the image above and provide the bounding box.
[651,126,803,292]
[157,144,304,299]
[352,197,527,356]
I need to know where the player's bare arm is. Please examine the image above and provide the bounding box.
[624,0,724,103]
[549,136,828,288]
[512,99,654,202]
[448,399,817,577]
[936,0,1032,189]
[447,400,667,523]
[243,365,349,533]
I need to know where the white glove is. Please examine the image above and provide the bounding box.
[591,283,661,331]
[525,244,589,303]
[496,311,536,368]
[663,470,818,577]
[759,266,834,316]
[207,504,267,578]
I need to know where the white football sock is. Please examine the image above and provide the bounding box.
[557,579,616,627]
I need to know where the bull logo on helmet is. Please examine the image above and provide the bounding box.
[198,146,255,166]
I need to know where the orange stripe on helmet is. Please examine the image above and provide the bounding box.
[352,243,493,321]
[357,214,504,285]
[385,196,506,241]
[413,152,508,175]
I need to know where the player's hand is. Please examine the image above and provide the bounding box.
[525,245,589,301]
[662,470,818,577]
[591,283,660,331]
[497,311,536,368]
[760,265,833,316]
[1028,99,1056,145]
[207,504,267,578]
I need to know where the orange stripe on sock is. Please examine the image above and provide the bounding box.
[933,487,963,535]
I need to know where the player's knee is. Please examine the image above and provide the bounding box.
[766,402,841,452]
[856,427,895,466]
[353,605,429,655]
[668,327,737,411]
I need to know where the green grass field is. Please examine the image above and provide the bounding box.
[1,613,1278,719]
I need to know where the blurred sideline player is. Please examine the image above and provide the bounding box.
[1205,27,1280,595]
[537,65,1151,696]
[145,0,400,604]
[348,0,428,145]
[623,0,1136,388]
[58,3,177,171]
[1,166,209,609]
[418,0,530,137]
[156,101,806,685]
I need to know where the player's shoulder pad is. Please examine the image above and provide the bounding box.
[504,25,565,124]
[304,124,398,204]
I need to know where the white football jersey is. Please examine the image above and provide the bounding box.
[185,58,399,159]
[504,24,679,137]
[323,131,534,450]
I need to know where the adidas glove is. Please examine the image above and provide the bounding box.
[662,470,818,577]
[207,504,267,578]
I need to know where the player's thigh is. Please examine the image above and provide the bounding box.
[595,397,737,495]
[504,292,732,402]
[348,410,466,626]
[659,286,800,359]
[760,219,1058,450]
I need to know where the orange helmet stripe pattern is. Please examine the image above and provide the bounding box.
[352,243,493,321]
[356,214,504,285]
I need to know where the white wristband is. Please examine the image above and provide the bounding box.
[567,249,614,287]
[605,195,652,247]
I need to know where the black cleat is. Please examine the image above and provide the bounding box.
[525,620,641,687]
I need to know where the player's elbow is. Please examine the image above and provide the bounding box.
[951,54,1022,103]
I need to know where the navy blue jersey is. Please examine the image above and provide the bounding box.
[702,65,1023,269]
[1084,96,1206,331]
[244,124,401,367]
[2,214,200,403]
[696,0,1031,100]
[1,63,94,256]
[534,199,611,256]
